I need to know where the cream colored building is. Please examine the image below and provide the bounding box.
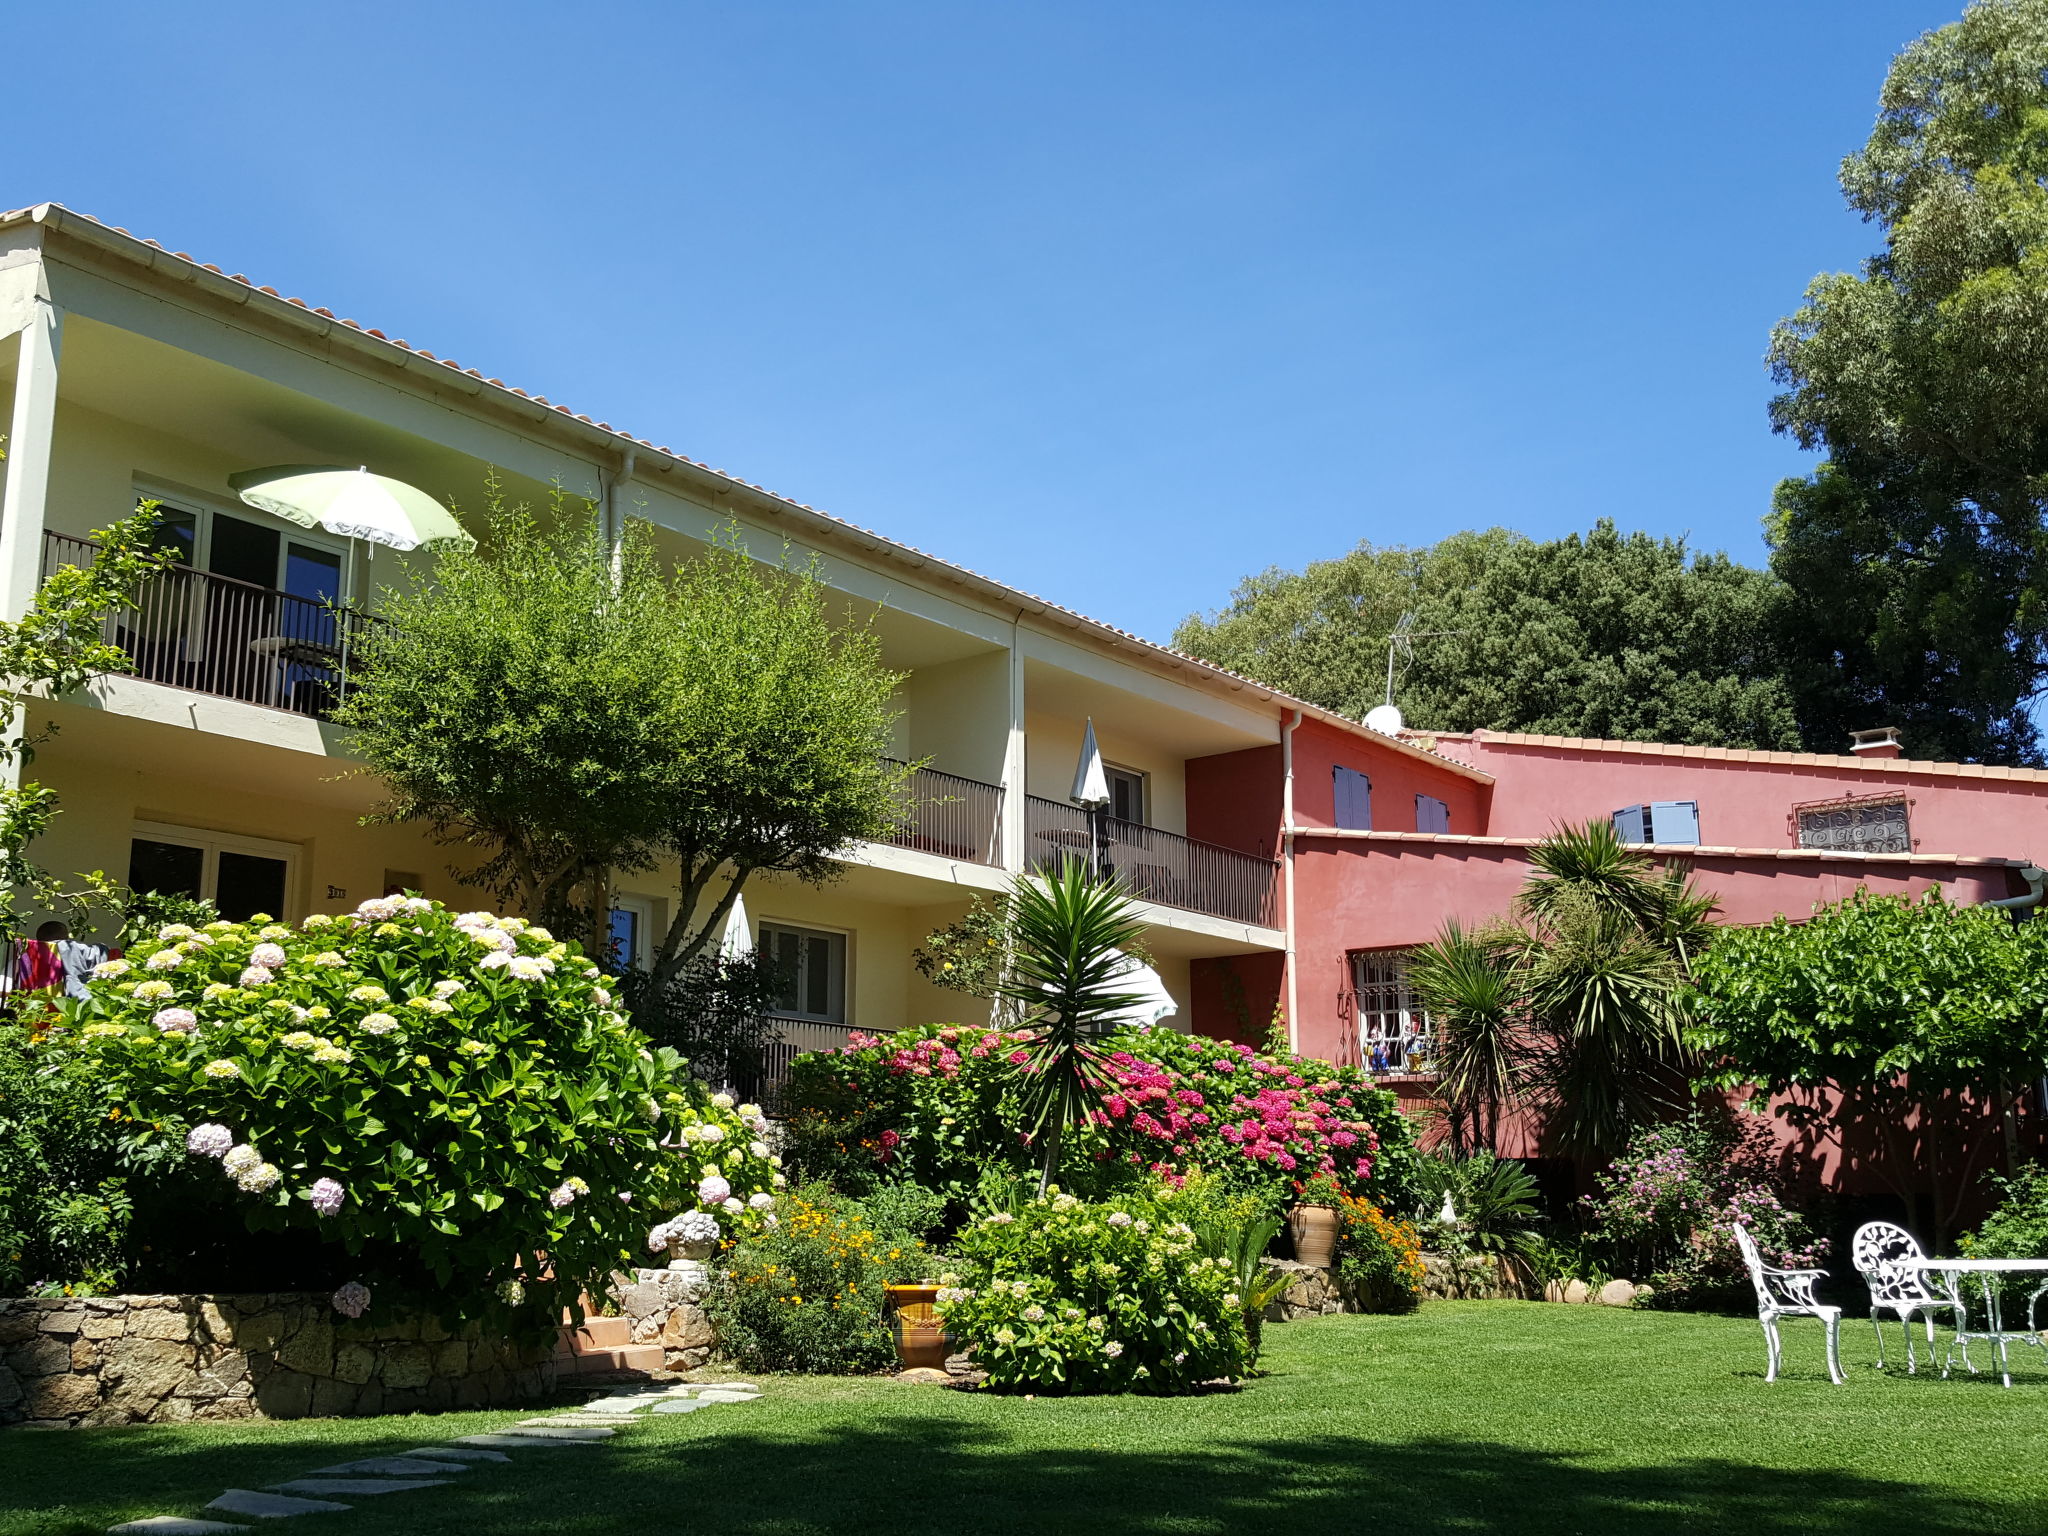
[0,202,1347,1050]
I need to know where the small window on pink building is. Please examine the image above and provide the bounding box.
[1415,794,1450,834]
[1793,794,1912,854]
[1347,948,1431,1076]
[1333,766,1372,830]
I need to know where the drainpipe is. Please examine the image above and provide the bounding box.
[1282,709,1302,1053]
[603,449,637,581]
[1985,864,2046,913]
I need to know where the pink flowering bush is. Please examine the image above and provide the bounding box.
[1582,1114,1828,1310]
[70,897,749,1328]
[781,1023,1415,1213]
[937,1191,1248,1393]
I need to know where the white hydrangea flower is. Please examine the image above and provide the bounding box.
[506,955,550,981]
[432,979,466,998]
[145,949,185,971]
[239,965,273,987]
[710,1092,735,1110]
[133,979,174,1002]
[93,958,130,978]
[156,924,197,942]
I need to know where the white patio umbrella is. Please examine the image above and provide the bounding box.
[1091,951,1179,1029]
[1071,717,1111,808]
[227,465,475,555]
[718,891,754,963]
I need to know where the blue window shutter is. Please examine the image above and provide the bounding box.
[1333,766,1372,830]
[1612,805,1647,844]
[1650,801,1700,846]
[1415,794,1450,834]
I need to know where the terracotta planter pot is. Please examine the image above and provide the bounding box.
[884,1283,953,1371]
[1289,1204,1340,1269]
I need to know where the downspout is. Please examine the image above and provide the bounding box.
[1985,864,2046,913]
[603,449,638,582]
[1282,708,1302,1053]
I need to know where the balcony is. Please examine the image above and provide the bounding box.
[1024,794,1280,927]
[879,760,1005,867]
[44,531,374,721]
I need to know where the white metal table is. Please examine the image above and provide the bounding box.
[1904,1258,2048,1388]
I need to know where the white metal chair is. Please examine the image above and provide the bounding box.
[1850,1220,1966,1375]
[1733,1221,1845,1384]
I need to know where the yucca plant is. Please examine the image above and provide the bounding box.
[1407,920,1523,1155]
[1413,1151,1543,1259]
[991,858,1149,1194]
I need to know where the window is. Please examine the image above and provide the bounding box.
[1415,794,1450,834]
[760,922,848,1024]
[1333,766,1372,830]
[1348,949,1430,1074]
[1794,795,1911,855]
[1105,765,1147,825]
[1612,801,1700,846]
[608,895,656,969]
[128,821,297,922]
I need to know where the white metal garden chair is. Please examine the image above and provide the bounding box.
[1850,1220,1966,1375]
[1733,1221,1845,1385]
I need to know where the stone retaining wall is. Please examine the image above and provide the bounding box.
[1420,1252,1540,1302]
[0,1294,557,1429]
[608,1265,716,1370]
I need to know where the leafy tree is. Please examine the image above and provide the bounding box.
[337,482,909,980]
[1768,0,2048,765]
[991,860,1148,1194]
[1688,888,2048,1246]
[1174,522,1801,750]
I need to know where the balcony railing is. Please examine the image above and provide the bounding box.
[1023,794,1280,927]
[722,1018,857,1116]
[44,531,375,721]
[880,760,1004,866]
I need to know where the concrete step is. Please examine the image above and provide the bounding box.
[566,1316,635,1351]
[567,1345,665,1376]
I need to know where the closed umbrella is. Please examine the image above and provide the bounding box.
[718,892,754,964]
[227,465,474,555]
[1071,718,1111,808]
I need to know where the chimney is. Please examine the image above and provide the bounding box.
[1849,726,1904,760]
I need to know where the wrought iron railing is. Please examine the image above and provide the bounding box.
[724,1018,857,1115]
[879,761,1004,866]
[1022,794,1280,927]
[43,530,375,721]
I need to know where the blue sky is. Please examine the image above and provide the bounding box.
[19,0,1946,643]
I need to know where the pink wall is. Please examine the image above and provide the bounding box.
[1289,718,1490,835]
[1185,744,1283,858]
[1428,733,2048,865]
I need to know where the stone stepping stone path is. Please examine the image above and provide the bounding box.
[108,1378,767,1532]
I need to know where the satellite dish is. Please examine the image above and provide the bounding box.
[1365,703,1404,735]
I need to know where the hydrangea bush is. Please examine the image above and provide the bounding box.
[70,897,777,1326]
[937,1191,1249,1393]
[782,1023,1415,1213]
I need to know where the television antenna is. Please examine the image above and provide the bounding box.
[1366,612,1460,734]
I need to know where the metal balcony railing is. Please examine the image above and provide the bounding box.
[1023,794,1280,927]
[880,760,1004,866]
[721,1018,857,1116]
[43,530,375,721]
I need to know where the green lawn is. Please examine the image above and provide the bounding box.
[4,1302,2047,1535]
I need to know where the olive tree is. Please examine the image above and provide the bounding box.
[337,483,909,975]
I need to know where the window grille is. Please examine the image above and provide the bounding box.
[1793,795,1911,855]
[1347,948,1431,1075]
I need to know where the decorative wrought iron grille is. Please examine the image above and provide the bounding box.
[1793,795,1912,855]
[1345,948,1431,1075]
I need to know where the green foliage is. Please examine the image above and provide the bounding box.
[0,1022,141,1294]
[937,1190,1250,1393]
[337,482,909,971]
[1407,921,1521,1153]
[1189,1206,1292,1363]
[1689,887,2048,1242]
[614,949,785,1091]
[70,897,769,1328]
[779,1021,1416,1216]
[1412,1151,1542,1260]
[912,895,1014,999]
[1961,1164,2048,1310]
[0,502,178,938]
[1173,521,1801,750]
[992,861,1151,1192]
[1768,0,2048,764]
[704,1184,926,1375]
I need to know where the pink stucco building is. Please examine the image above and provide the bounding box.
[1181,714,2048,1194]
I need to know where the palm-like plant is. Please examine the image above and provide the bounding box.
[1514,821,1717,1157]
[1407,921,1523,1155]
[1194,1211,1295,1365]
[992,858,1149,1194]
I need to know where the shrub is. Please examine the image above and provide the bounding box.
[1581,1114,1826,1310]
[1960,1165,2048,1311]
[70,896,776,1328]
[0,1022,141,1295]
[1411,1151,1543,1259]
[782,1023,1416,1214]
[705,1185,927,1374]
[937,1190,1249,1393]
[1333,1194,1426,1312]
